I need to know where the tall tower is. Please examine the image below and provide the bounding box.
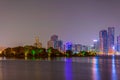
[93,40,99,52]
[117,35,120,52]
[34,36,42,48]
[47,35,63,52]
[99,30,108,54]
[66,42,72,51]
[51,35,58,41]
[50,35,58,49]
[108,27,115,54]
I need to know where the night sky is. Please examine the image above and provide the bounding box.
[0,0,120,47]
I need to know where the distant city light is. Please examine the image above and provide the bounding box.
[93,40,98,42]
[91,45,94,47]
[112,46,115,50]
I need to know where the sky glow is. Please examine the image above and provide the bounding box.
[0,0,120,47]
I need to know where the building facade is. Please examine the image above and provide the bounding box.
[117,35,120,52]
[72,44,82,53]
[34,36,42,48]
[47,35,63,52]
[99,30,108,54]
[108,27,115,54]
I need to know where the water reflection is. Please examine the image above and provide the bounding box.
[112,55,117,80]
[0,56,120,80]
[92,57,101,80]
[0,61,3,80]
[64,58,73,80]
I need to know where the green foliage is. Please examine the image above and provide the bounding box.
[31,50,36,56]
[1,45,96,58]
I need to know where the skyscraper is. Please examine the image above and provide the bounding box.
[65,42,72,51]
[51,35,58,41]
[82,45,88,52]
[93,40,99,52]
[50,35,59,49]
[72,44,82,53]
[99,30,108,54]
[117,35,120,52]
[108,27,115,54]
[34,36,42,48]
[58,40,63,51]
[47,40,54,48]
[47,35,63,52]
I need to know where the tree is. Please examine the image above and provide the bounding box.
[66,50,73,57]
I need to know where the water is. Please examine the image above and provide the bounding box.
[0,56,120,80]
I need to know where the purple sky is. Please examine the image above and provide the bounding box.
[0,0,120,47]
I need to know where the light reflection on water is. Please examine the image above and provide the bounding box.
[112,55,117,80]
[92,57,101,80]
[92,56,120,80]
[0,56,120,80]
[0,60,3,80]
[64,58,73,80]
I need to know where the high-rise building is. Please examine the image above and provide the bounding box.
[72,44,82,53]
[108,27,115,54]
[81,45,88,51]
[47,40,54,48]
[58,40,63,51]
[49,35,59,49]
[51,35,58,41]
[117,35,120,52]
[99,30,108,54]
[93,40,99,52]
[34,36,42,48]
[65,42,72,51]
[47,35,63,52]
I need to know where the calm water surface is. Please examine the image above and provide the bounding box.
[0,56,120,80]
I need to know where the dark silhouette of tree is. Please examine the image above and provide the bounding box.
[66,50,73,57]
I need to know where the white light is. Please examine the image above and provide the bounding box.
[93,40,98,42]
[91,45,94,47]
[112,46,115,50]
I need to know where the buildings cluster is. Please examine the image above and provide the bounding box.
[47,35,88,53]
[98,27,115,55]
[94,27,120,55]
[34,27,120,55]
[34,35,89,54]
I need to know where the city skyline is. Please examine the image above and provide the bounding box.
[0,0,120,47]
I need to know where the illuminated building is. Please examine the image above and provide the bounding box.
[58,40,63,52]
[47,40,54,48]
[93,40,99,52]
[34,36,42,48]
[108,27,115,54]
[72,44,82,53]
[65,42,72,51]
[47,35,63,52]
[99,30,108,54]
[51,35,58,41]
[117,35,120,52]
[50,35,59,49]
[82,45,88,51]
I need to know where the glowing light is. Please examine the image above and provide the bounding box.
[39,49,43,53]
[66,42,72,50]
[0,51,2,54]
[47,49,52,53]
[65,58,72,80]
[93,40,98,42]
[112,55,117,80]
[112,46,115,50]
[92,57,101,80]
[32,50,36,56]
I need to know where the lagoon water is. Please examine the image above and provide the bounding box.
[0,56,120,80]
